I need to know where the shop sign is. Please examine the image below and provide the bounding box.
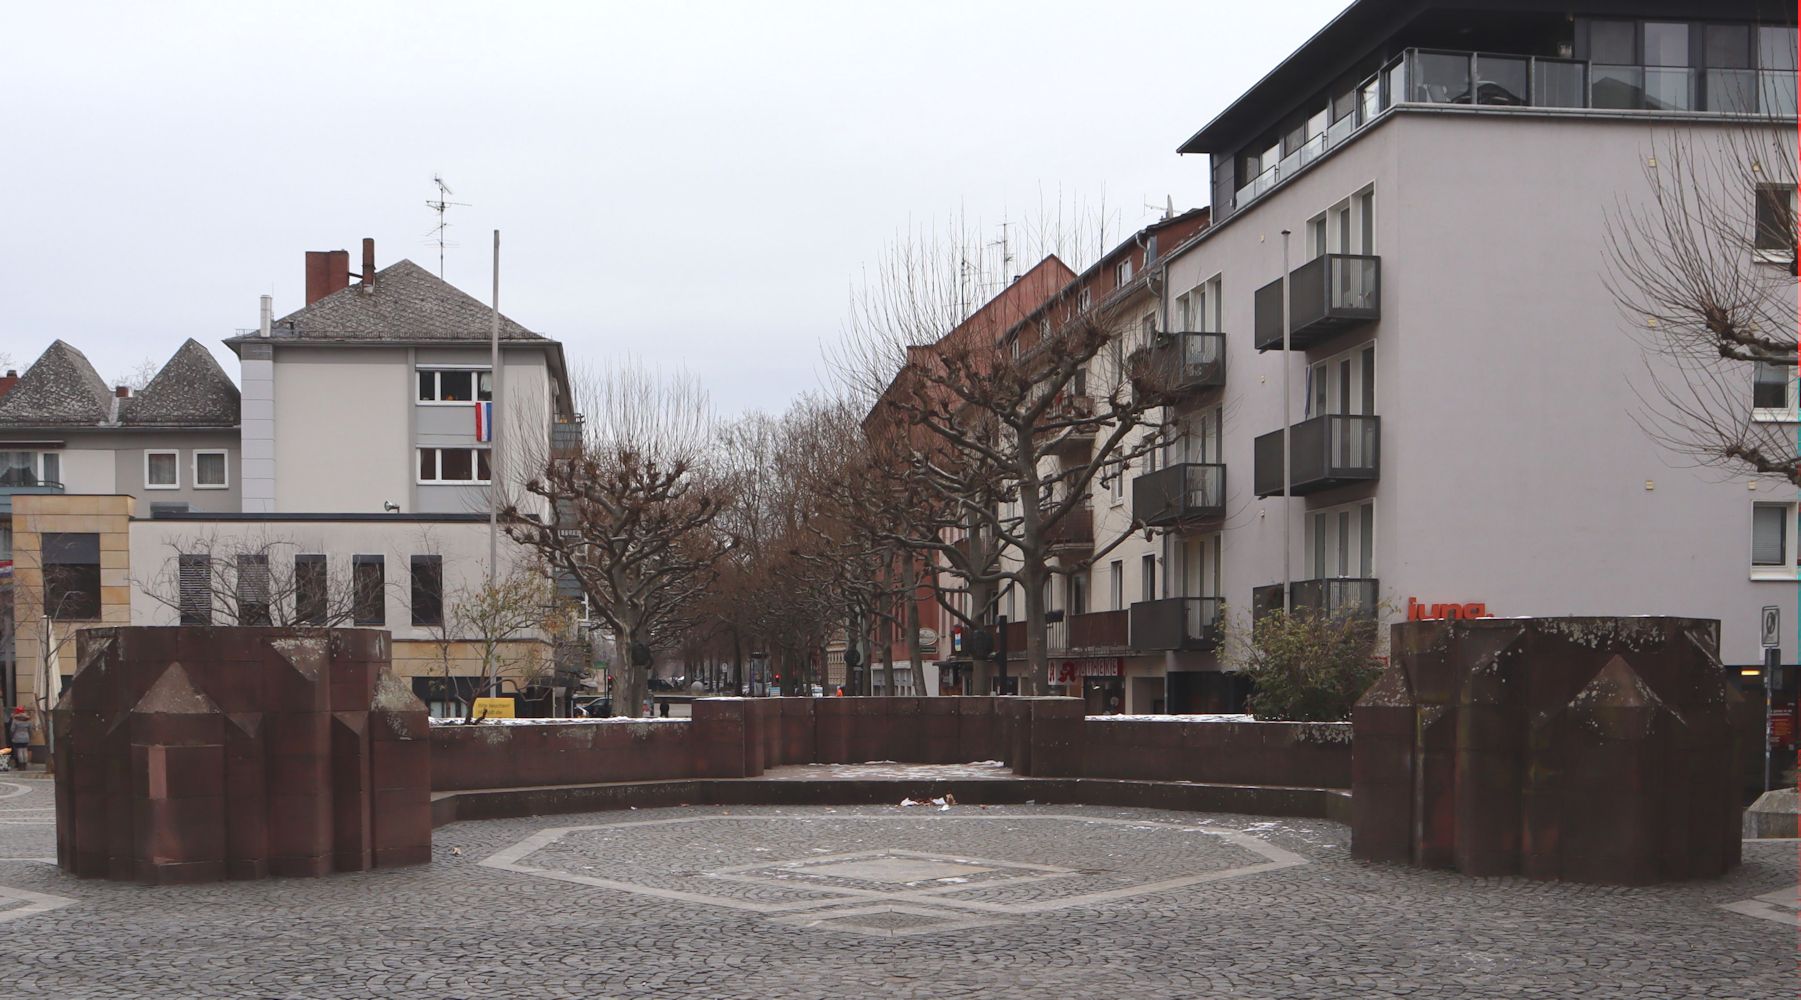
[472,697,515,720]
[1771,706,1795,747]
[1406,598,1491,621]
[1053,658,1123,685]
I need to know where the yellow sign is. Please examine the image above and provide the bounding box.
[472,697,515,720]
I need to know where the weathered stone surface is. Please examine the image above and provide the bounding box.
[1354,616,1742,885]
[54,626,430,884]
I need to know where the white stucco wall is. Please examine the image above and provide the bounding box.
[272,347,410,513]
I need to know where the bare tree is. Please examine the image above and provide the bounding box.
[1607,118,1798,484]
[501,364,736,718]
[112,357,160,393]
[422,565,572,721]
[832,220,1176,692]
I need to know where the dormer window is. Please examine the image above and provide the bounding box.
[418,367,494,403]
[1116,259,1134,285]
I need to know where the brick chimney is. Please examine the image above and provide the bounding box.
[361,238,376,290]
[0,370,17,401]
[305,249,351,305]
[115,386,131,399]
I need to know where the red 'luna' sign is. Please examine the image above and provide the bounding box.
[1406,597,1491,621]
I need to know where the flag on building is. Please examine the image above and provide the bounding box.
[475,401,493,442]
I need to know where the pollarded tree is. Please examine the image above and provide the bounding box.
[501,364,736,718]
[1607,118,1798,484]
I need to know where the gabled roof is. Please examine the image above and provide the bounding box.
[120,339,240,426]
[0,340,113,426]
[226,258,547,347]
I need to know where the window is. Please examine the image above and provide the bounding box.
[353,555,385,626]
[237,554,271,626]
[417,368,493,403]
[1356,188,1375,254]
[1116,258,1134,286]
[1108,460,1124,504]
[41,532,99,621]
[418,447,492,484]
[1306,343,1377,418]
[1753,362,1798,416]
[194,451,228,489]
[1078,288,1092,312]
[1140,555,1156,603]
[145,450,179,489]
[1752,503,1798,578]
[295,555,327,625]
[178,553,211,625]
[411,555,444,627]
[1139,314,1157,350]
[1068,572,1088,616]
[0,451,57,488]
[1110,561,1124,611]
[1754,185,1795,262]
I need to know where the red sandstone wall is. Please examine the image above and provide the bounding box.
[1082,719,1353,789]
[426,699,1352,793]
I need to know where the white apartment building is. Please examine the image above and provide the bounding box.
[954,0,1798,713]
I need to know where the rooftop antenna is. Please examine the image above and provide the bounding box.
[986,218,1015,287]
[424,174,470,278]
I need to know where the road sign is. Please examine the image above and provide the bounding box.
[1761,605,1781,648]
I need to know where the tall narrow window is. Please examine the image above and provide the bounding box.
[295,555,327,626]
[353,555,385,626]
[43,533,101,621]
[1753,504,1791,567]
[1140,555,1156,602]
[236,554,271,626]
[178,554,211,626]
[411,555,444,627]
[1110,561,1124,611]
[1360,503,1375,576]
[1754,185,1796,259]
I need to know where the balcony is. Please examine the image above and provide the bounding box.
[1041,394,1097,458]
[1004,609,1128,658]
[1251,578,1379,621]
[1130,597,1223,652]
[1132,463,1226,529]
[1254,254,1381,351]
[1229,46,1798,216]
[1130,332,1225,401]
[1042,502,1093,555]
[1253,414,1380,497]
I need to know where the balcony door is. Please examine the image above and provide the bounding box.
[1308,501,1374,579]
[1308,344,1376,469]
[1170,533,1219,600]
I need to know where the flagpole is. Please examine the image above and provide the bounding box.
[489,229,500,590]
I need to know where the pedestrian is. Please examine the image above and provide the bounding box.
[9,708,33,771]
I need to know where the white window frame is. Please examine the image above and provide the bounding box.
[1078,288,1092,312]
[1108,459,1125,505]
[417,446,493,485]
[1109,560,1124,611]
[416,366,494,405]
[1752,362,1800,422]
[144,450,180,490]
[1305,499,1376,579]
[1306,341,1378,418]
[1116,258,1134,285]
[1751,501,1798,581]
[192,450,230,490]
[1753,185,1797,266]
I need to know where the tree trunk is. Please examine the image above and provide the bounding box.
[732,631,745,696]
[904,558,927,695]
[1020,551,1047,697]
[615,632,650,719]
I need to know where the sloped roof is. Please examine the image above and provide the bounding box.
[231,258,546,346]
[0,340,113,426]
[120,339,240,426]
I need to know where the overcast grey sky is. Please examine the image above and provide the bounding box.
[1,0,1349,418]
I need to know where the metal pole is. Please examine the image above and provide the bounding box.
[1280,230,1293,613]
[1764,646,1778,791]
[489,229,500,589]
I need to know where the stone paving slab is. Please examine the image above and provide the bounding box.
[0,778,1793,998]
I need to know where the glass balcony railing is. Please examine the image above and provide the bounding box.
[1231,47,1798,213]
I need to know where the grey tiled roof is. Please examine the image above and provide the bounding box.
[120,339,240,426]
[237,259,545,344]
[0,340,113,426]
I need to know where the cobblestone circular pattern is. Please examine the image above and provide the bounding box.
[0,778,1793,999]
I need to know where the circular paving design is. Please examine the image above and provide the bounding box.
[0,778,1792,998]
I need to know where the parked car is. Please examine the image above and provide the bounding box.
[574,697,612,719]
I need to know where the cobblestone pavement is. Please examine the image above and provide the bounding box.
[0,777,1793,999]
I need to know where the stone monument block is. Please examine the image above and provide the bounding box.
[1353,617,1743,885]
[54,627,431,884]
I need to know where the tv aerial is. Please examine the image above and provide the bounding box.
[425,174,470,278]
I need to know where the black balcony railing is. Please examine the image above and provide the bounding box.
[1132,331,1225,399]
[1130,597,1223,652]
[1132,463,1226,529]
[1254,254,1381,351]
[1251,578,1379,621]
[1253,414,1380,497]
[1040,394,1098,457]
